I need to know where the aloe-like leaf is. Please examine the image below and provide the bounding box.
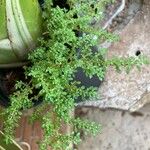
[0,0,42,67]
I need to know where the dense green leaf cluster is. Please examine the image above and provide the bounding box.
[2,0,148,149]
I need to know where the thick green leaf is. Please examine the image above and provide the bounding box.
[0,0,7,39]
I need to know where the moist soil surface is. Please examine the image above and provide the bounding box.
[0,68,25,106]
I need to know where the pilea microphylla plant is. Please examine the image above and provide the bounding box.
[1,0,148,150]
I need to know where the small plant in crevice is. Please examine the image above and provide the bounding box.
[1,0,148,150]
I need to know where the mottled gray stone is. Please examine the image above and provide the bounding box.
[76,104,150,150]
[78,0,150,111]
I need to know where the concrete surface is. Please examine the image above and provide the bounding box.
[78,0,150,111]
[77,103,150,150]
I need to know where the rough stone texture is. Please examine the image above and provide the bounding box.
[76,104,150,150]
[78,0,150,111]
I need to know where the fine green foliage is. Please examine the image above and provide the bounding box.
[2,0,148,150]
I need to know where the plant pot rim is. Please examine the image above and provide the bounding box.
[0,62,28,68]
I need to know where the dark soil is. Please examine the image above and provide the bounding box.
[0,68,25,106]
[0,68,25,95]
